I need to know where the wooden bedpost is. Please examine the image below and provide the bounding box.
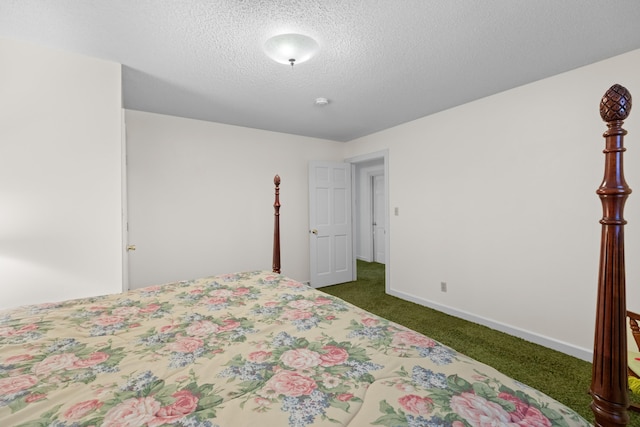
[590,84,632,427]
[273,175,281,274]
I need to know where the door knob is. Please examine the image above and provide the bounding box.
[127,245,136,251]
[310,229,318,235]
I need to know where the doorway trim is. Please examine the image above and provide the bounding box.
[371,172,385,263]
[121,109,129,293]
[345,149,390,293]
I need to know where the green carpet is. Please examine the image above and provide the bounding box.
[320,260,640,425]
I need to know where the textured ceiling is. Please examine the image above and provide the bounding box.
[2,1,640,142]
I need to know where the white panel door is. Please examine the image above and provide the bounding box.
[309,161,354,287]
[372,174,386,264]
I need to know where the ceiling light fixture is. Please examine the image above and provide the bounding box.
[315,97,329,106]
[264,33,319,67]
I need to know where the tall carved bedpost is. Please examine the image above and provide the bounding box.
[273,175,281,274]
[590,84,632,427]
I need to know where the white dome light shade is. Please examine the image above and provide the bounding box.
[264,34,319,66]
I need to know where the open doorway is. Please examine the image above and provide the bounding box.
[347,150,389,292]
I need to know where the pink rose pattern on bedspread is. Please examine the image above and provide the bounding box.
[0,271,589,427]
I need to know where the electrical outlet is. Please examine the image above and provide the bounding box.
[440,282,447,292]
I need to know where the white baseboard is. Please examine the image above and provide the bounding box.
[388,288,592,362]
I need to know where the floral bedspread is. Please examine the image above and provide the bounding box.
[0,271,590,427]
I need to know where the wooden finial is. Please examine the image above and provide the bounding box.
[600,84,632,123]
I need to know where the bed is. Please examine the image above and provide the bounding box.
[1,86,632,426]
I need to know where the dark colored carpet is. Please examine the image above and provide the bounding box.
[320,260,640,425]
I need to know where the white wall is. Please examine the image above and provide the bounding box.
[344,49,640,360]
[0,38,124,309]
[125,110,343,287]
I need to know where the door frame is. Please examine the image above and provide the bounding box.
[371,172,385,263]
[121,109,129,292]
[346,149,390,293]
